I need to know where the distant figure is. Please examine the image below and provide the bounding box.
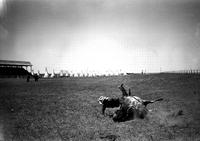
[34,74,39,82]
[27,75,30,82]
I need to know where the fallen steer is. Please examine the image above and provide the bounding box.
[98,84,163,122]
[113,84,163,122]
[113,96,163,122]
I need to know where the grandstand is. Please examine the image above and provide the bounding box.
[0,60,32,78]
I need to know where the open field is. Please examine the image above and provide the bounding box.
[0,74,200,141]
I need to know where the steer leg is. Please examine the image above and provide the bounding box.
[119,84,128,97]
[102,105,106,115]
[143,98,163,107]
[128,88,131,96]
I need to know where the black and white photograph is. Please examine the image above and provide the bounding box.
[0,0,200,140]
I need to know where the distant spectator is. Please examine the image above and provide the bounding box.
[34,74,39,82]
[27,75,30,82]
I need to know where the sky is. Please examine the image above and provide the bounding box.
[0,0,200,73]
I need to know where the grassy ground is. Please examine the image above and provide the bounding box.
[0,74,200,141]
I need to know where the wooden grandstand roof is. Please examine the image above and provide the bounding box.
[0,60,32,66]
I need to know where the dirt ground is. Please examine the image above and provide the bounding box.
[0,74,200,141]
